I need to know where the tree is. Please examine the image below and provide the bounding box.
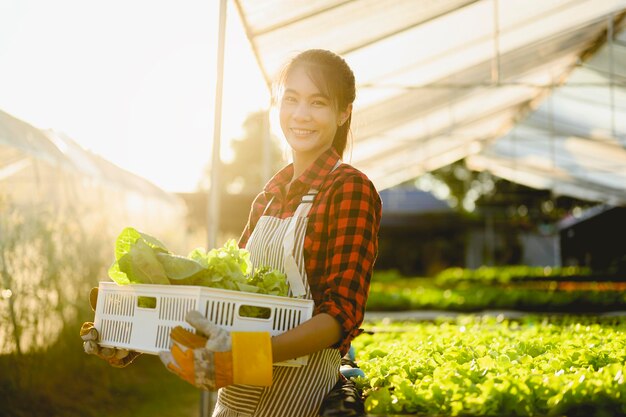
[220,110,285,195]
[194,110,285,238]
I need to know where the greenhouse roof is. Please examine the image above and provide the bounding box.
[0,108,178,203]
[234,0,626,205]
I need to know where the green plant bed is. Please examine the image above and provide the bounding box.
[353,315,626,417]
[434,266,597,286]
[367,280,626,313]
[367,270,626,313]
[434,265,626,286]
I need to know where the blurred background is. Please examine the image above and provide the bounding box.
[1,0,625,416]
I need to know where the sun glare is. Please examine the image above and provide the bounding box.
[0,0,272,193]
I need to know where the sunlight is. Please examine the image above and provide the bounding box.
[0,0,271,193]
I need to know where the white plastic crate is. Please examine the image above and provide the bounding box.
[93,281,315,366]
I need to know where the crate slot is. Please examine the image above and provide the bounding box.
[206,300,235,326]
[284,309,291,330]
[104,293,135,316]
[282,308,288,330]
[225,302,234,326]
[155,325,195,350]
[274,308,284,331]
[159,297,196,321]
[273,308,302,331]
[101,319,132,344]
[274,308,281,330]
[156,325,173,350]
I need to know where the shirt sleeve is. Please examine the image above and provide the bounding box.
[314,174,382,352]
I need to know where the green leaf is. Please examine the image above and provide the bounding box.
[113,227,170,262]
[236,283,261,293]
[156,252,206,281]
[114,227,142,260]
[109,229,291,303]
[188,247,209,268]
[138,230,169,253]
[108,260,130,285]
[118,239,169,285]
[248,266,288,296]
[364,387,393,414]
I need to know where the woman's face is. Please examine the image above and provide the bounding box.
[279,65,349,163]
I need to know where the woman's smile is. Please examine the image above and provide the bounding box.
[290,128,317,137]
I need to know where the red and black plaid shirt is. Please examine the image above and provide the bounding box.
[239,147,382,356]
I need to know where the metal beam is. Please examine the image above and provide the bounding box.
[202,0,228,414]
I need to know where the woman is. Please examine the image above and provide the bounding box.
[204,48,381,417]
[83,49,382,416]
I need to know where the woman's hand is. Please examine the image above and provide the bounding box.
[80,322,140,367]
[79,287,140,368]
[159,310,273,390]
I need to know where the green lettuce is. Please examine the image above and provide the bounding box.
[110,228,169,285]
[107,227,290,304]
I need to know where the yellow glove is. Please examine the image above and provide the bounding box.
[79,287,140,368]
[158,310,272,391]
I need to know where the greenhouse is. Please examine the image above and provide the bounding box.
[1,1,626,417]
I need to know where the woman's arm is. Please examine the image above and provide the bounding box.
[313,173,382,354]
[272,173,381,363]
[271,313,342,363]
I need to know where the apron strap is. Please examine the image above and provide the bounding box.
[283,159,343,297]
[282,190,317,297]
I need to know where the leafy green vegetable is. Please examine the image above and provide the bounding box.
[367,271,626,313]
[435,265,593,286]
[156,252,205,283]
[107,260,130,285]
[247,266,289,296]
[237,266,291,318]
[354,315,626,416]
[188,240,250,291]
[107,227,290,309]
[117,238,169,285]
[113,226,168,261]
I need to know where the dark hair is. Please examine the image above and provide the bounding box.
[276,49,356,157]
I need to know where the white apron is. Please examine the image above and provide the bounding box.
[214,178,342,417]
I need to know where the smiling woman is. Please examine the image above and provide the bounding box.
[150,49,382,417]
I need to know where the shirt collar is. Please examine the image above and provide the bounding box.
[264,147,341,196]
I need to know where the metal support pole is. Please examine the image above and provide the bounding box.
[607,13,616,140]
[202,0,228,415]
[491,0,500,85]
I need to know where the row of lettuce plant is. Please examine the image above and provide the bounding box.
[353,315,626,416]
[366,270,626,312]
[434,265,609,286]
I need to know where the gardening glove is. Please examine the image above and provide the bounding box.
[158,310,272,391]
[79,287,140,368]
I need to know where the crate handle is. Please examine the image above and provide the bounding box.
[237,304,272,320]
[137,296,157,309]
